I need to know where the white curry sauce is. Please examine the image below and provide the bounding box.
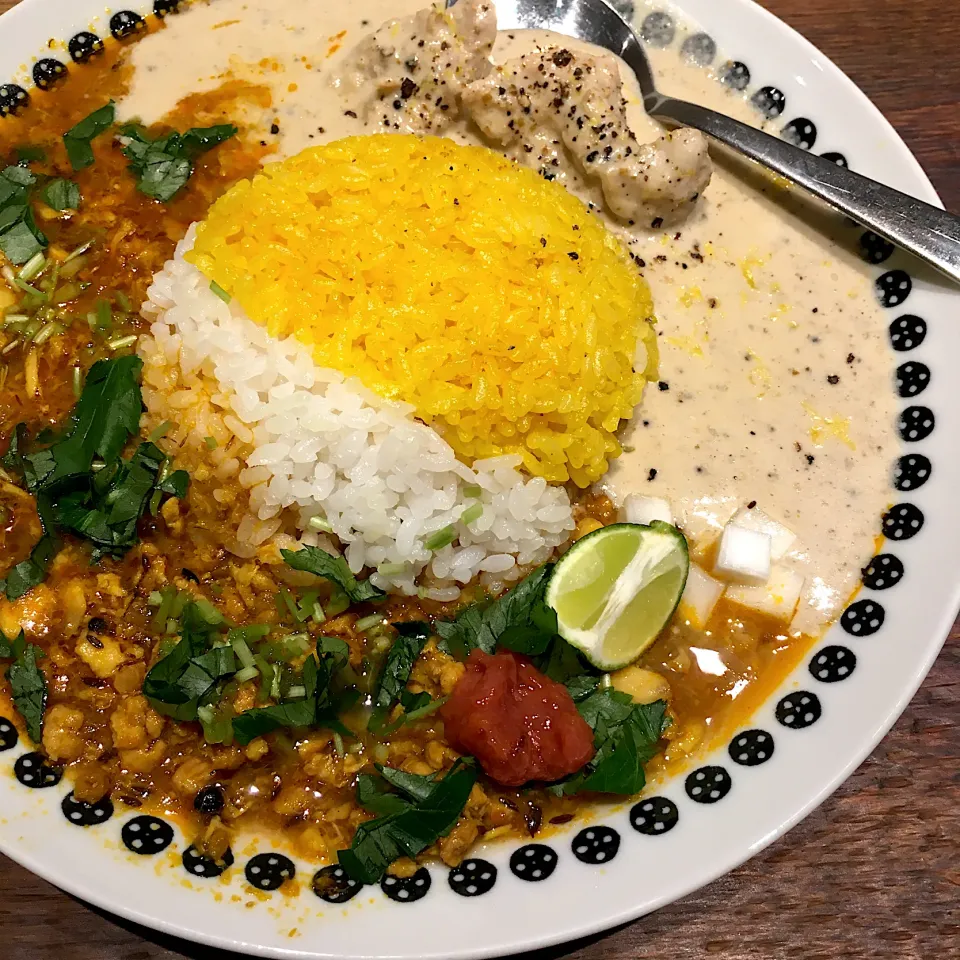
[118,0,896,634]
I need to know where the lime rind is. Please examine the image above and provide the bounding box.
[546,521,689,671]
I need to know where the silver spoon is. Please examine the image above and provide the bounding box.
[488,0,960,284]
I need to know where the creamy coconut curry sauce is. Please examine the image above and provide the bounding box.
[0,0,894,885]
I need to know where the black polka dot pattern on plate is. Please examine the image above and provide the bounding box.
[68,31,104,63]
[841,598,885,637]
[858,231,895,265]
[630,796,679,835]
[572,826,620,864]
[728,729,775,766]
[680,32,716,65]
[821,151,848,167]
[876,270,912,308]
[751,86,785,118]
[32,58,67,91]
[896,361,930,399]
[640,11,675,47]
[862,553,904,590]
[776,691,821,729]
[685,765,732,804]
[510,844,558,882]
[14,752,61,789]
[154,0,181,13]
[182,844,234,878]
[809,645,857,683]
[882,502,924,540]
[0,717,17,751]
[61,791,114,827]
[381,867,431,903]
[889,314,926,351]
[781,118,817,149]
[894,453,931,492]
[719,60,751,90]
[109,11,146,40]
[245,853,295,891]
[899,406,934,443]
[312,865,363,904]
[0,84,29,117]
[121,815,174,855]
[448,858,497,897]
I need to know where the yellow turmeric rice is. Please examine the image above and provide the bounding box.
[189,135,656,486]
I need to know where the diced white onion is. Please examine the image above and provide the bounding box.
[622,494,672,526]
[726,565,805,621]
[678,564,725,628]
[714,524,772,584]
[732,505,798,561]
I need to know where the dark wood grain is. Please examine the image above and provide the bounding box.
[0,1,957,957]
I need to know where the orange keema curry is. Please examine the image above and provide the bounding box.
[0,7,842,890]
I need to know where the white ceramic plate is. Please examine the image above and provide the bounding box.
[0,0,955,957]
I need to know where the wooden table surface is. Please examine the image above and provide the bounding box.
[0,0,957,957]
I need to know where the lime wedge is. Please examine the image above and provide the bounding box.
[546,521,689,670]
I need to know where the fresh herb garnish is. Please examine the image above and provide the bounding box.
[281,545,384,604]
[434,564,557,659]
[539,636,601,702]
[0,357,189,598]
[373,621,430,711]
[338,759,477,884]
[0,165,47,265]
[554,690,670,796]
[40,178,81,211]
[15,145,46,163]
[120,123,237,202]
[63,102,116,171]
[0,630,48,743]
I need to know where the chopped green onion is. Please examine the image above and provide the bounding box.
[13,277,45,299]
[310,600,325,623]
[148,488,162,516]
[107,334,137,351]
[96,298,112,331]
[378,562,407,576]
[326,588,350,618]
[307,515,332,532]
[115,290,131,311]
[425,524,456,551]
[0,266,13,284]
[63,239,94,263]
[231,637,256,670]
[234,664,260,683]
[192,597,224,626]
[332,731,345,756]
[148,420,174,442]
[405,694,448,723]
[228,624,271,644]
[198,704,234,745]
[17,252,45,282]
[72,365,82,398]
[32,321,63,345]
[462,483,482,498]
[270,664,282,700]
[277,586,302,623]
[147,590,163,606]
[286,684,306,699]
[460,503,483,525]
[3,313,29,327]
[210,280,231,303]
[204,435,218,450]
[355,613,384,633]
[52,281,82,304]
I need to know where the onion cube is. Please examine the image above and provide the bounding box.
[623,494,672,526]
[732,506,798,560]
[714,524,771,584]
[678,564,725,628]
[726,565,805,621]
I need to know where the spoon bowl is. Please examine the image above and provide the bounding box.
[489,0,960,283]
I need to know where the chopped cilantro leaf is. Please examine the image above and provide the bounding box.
[63,102,115,171]
[434,564,557,659]
[281,545,384,604]
[373,621,430,710]
[40,178,81,211]
[0,631,47,743]
[120,123,237,202]
[338,759,477,884]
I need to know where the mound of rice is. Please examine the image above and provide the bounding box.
[188,135,656,487]
[139,228,576,598]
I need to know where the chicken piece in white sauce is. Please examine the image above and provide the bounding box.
[463,47,712,226]
[337,0,495,134]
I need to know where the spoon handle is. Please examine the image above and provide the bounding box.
[650,96,960,285]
